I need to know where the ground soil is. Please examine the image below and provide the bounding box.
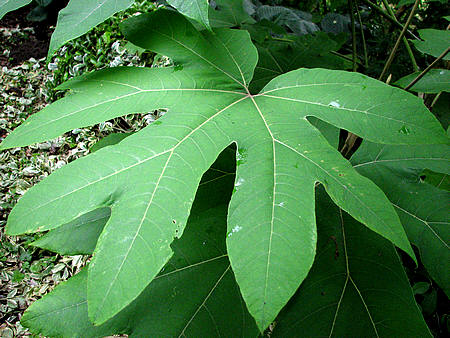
[0,1,69,67]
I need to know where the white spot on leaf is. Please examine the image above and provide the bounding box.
[235,178,245,187]
[328,101,341,108]
[232,225,242,233]
[228,225,243,237]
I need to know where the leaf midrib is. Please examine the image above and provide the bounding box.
[178,266,231,337]
[242,93,406,326]
[393,203,449,249]
[329,210,379,337]
[68,0,108,30]
[22,96,248,217]
[156,30,246,88]
[248,95,277,327]
[94,152,175,317]
[9,88,245,143]
[260,94,421,128]
[353,157,450,169]
[24,254,229,323]
[275,139,400,244]
[24,300,88,322]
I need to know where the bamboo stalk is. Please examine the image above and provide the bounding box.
[360,0,419,40]
[355,0,369,68]
[380,0,419,71]
[379,0,420,81]
[349,0,358,71]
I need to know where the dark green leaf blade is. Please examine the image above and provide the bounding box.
[422,169,450,190]
[21,156,259,337]
[272,189,431,337]
[31,208,110,255]
[395,69,450,93]
[412,29,450,61]
[308,117,340,149]
[90,133,133,153]
[249,31,352,92]
[351,141,450,296]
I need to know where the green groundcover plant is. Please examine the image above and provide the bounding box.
[1,0,449,336]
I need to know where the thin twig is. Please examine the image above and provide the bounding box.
[381,0,419,71]
[404,46,450,90]
[403,35,420,72]
[379,0,420,81]
[340,0,360,157]
[349,0,358,71]
[330,51,365,66]
[381,0,395,16]
[430,92,442,110]
[355,0,369,68]
[360,0,419,40]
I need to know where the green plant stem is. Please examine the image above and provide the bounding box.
[403,37,419,72]
[381,0,395,16]
[430,92,442,109]
[349,0,358,72]
[355,0,369,68]
[342,0,360,158]
[340,0,362,156]
[405,46,450,90]
[360,0,418,39]
[271,37,294,43]
[381,0,419,72]
[379,0,420,81]
[329,51,364,66]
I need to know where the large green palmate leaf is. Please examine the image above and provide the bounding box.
[351,141,450,296]
[2,9,448,331]
[272,188,431,337]
[47,0,135,58]
[22,151,259,336]
[0,0,32,19]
